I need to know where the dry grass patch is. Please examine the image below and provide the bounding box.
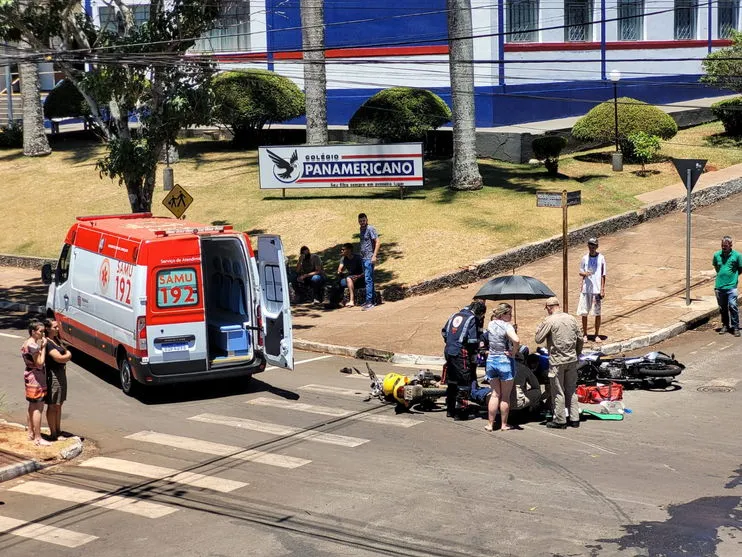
[1,122,740,286]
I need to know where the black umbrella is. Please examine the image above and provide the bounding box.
[474,275,556,323]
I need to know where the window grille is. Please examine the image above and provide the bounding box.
[719,0,739,38]
[617,0,643,40]
[565,0,593,41]
[192,1,251,53]
[98,4,150,33]
[506,0,539,42]
[674,0,697,39]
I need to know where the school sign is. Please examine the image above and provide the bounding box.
[258,143,424,189]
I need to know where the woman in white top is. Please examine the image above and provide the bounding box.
[485,303,520,431]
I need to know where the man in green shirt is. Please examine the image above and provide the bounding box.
[712,235,742,337]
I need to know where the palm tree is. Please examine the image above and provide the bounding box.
[300,0,328,144]
[19,56,51,157]
[447,0,482,190]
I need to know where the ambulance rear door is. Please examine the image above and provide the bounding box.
[256,235,294,370]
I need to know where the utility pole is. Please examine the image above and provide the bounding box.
[301,0,328,145]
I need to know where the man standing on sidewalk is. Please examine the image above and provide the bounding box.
[358,213,380,311]
[577,237,606,341]
[713,235,742,337]
[535,297,584,429]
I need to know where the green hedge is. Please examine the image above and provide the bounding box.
[211,70,305,146]
[532,135,567,175]
[711,97,742,136]
[572,98,678,146]
[349,87,451,142]
[0,123,22,149]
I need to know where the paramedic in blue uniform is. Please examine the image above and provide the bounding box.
[441,300,486,419]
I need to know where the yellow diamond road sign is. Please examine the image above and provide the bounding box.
[163,184,193,218]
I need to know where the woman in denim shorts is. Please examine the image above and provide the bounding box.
[485,303,520,432]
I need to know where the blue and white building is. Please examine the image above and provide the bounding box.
[88,0,738,127]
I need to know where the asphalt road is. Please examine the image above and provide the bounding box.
[0,313,740,557]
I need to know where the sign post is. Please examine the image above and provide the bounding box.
[537,190,581,312]
[671,158,706,306]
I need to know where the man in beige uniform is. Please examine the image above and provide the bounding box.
[535,297,584,429]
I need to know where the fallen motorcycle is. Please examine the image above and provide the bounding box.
[577,350,684,388]
[366,364,447,409]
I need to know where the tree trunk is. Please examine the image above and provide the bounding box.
[19,60,51,157]
[301,0,328,145]
[447,0,482,190]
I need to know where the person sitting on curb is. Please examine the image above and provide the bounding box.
[294,246,326,304]
[336,243,364,307]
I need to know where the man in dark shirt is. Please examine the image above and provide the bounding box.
[441,300,486,419]
[336,243,364,307]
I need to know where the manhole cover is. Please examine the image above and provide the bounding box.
[697,385,736,393]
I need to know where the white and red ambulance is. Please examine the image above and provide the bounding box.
[42,213,293,395]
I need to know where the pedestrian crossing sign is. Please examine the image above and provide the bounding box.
[162,184,193,218]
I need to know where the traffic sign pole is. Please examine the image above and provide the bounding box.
[686,168,692,306]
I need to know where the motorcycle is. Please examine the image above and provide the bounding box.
[577,350,684,388]
[366,364,448,410]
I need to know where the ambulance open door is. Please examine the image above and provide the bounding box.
[256,235,294,370]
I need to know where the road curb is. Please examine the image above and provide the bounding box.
[0,457,40,483]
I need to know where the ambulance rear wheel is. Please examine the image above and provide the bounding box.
[119,357,138,396]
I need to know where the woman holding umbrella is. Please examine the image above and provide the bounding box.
[485,303,520,432]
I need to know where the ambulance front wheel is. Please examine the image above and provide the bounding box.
[119,356,139,396]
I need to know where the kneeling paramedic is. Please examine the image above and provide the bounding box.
[442,300,486,419]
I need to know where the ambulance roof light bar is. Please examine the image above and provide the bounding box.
[153,225,233,237]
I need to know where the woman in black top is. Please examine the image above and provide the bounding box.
[44,318,72,440]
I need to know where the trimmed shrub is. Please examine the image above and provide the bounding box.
[211,70,305,147]
[572,97,678,149]
[0,122,22,149]
[531,135,568,175]
[349,87,451,142]
[43,79,89,120]
[626,132,661,172]
[711,97,742,136]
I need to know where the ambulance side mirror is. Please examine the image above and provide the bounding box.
[41,263,53,285]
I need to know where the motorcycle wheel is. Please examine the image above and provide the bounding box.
[635,364,683,378]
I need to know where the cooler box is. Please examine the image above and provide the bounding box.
[216,324,249,353]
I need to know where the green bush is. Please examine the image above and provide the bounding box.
[711,97,742,136]
[211,70,305,147]
[43,79,90,120]
[626,132,661,172]
[348,87,451,142]
[532,135,568,175]
[0,123,22,149]
[571,98,678,149]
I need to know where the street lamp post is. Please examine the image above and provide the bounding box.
[609,69,622,172]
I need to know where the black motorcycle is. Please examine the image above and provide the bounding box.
[577,350,684,389]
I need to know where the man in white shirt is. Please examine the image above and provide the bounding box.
[577,238,607,341]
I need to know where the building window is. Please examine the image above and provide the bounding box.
[507,0,539,42]
[674,0,697,39]
[192,1,250,53]
[565,0,592,41]
[617,0,643,40]
[719,0,739,38]
[98,4,150,34]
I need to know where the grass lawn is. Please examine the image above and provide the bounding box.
[2,121,740,288]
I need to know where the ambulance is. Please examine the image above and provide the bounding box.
[41,213,293,395]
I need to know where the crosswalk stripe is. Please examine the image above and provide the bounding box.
[265,354,332,371]
[79,457,247,493]
[125,431,311,469]
[245,397,423,428]
[188,413,370,447]
[0,515,97,547]
[299,384,370,397]
[9,481,177,519]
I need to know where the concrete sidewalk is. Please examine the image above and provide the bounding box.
[2,166,741,364]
